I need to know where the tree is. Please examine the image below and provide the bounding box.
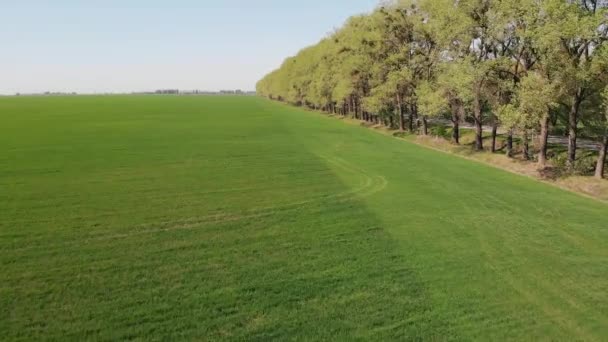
[588,88,608,179]
[539,0,608,167]
[497,72,557,162]
[366,7,421,131]
[436,61,475,144]
[517,72,559,166]
[417,80,449,135]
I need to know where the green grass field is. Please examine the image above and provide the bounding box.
[1,95,607,340]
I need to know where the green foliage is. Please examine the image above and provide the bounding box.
[497,72,558,134]
[417,81,448,118]
[436,60,475,104]
[429,124,448,137]
[497,103,521,130]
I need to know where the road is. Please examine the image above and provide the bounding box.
[430,119,600,151]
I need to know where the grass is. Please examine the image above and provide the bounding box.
[1,95,607,340]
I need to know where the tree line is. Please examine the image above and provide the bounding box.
[257,0,608,179]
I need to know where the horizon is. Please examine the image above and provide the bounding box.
[1,1,378,95]
[7,89,257,96]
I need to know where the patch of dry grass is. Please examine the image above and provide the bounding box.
[555,177,608,202]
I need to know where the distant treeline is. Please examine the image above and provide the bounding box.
[15,92,79,96]
[137,90,256,95]
[257,0,608,179]
[11,90,257,97]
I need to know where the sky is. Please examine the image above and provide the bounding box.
[1,0,379,94]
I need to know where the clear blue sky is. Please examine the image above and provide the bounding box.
[1,0,378,94]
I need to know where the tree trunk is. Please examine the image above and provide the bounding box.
[491,120,498,153]
[538,113,550,167]
[568,90,582,167]
[397,95,405,131]
[421,116,428,136]
[596,134,607,179]
[408,112,414,132]
[409,104,417,133]
[473,95,484,151]
[506,131,514,157]
[450,101,461,144]
[452,119,460,144]
[522,131,530,161]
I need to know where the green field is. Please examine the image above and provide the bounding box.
[1,95,607,340]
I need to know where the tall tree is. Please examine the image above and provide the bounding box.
[591,88,608,178]
[497,72,558,162]
[539,0,607,167]
[517,72,559,166]
[436,61,475,144]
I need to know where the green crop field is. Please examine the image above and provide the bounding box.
[1,95,607,340]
